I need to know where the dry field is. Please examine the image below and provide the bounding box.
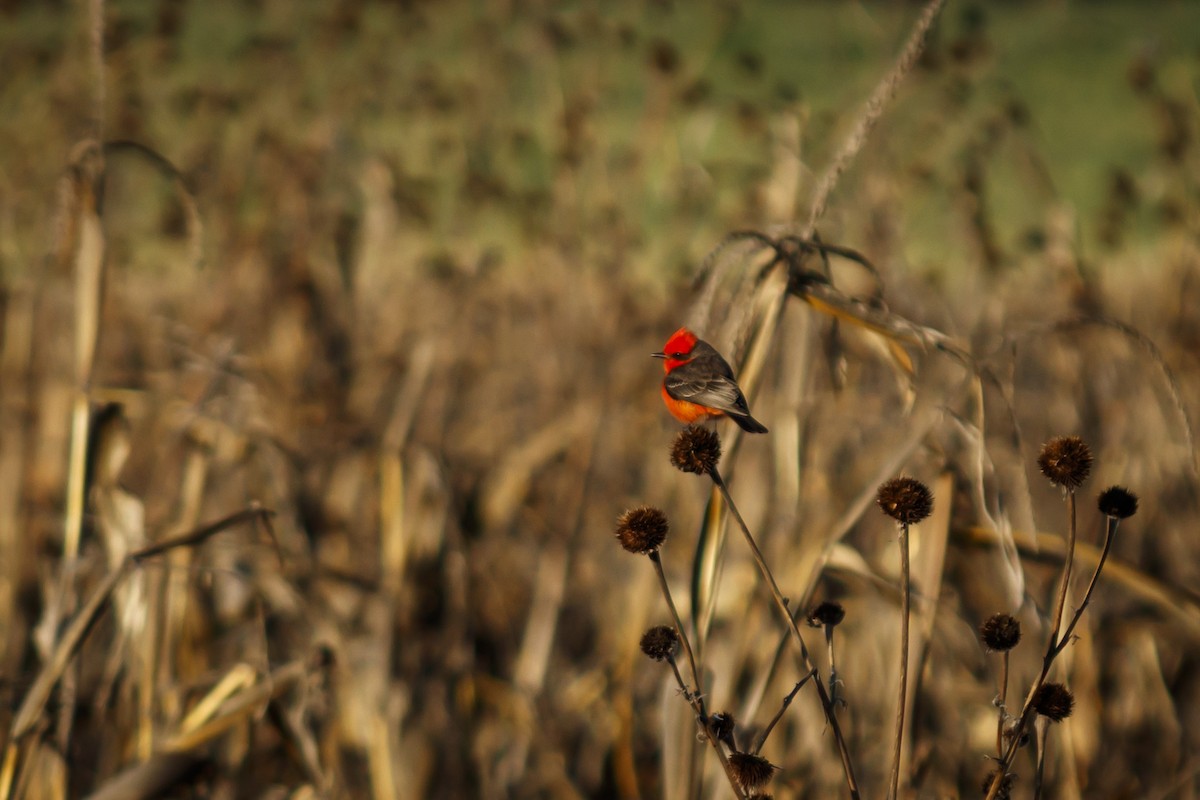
[1,1,1199,798]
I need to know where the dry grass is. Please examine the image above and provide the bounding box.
[1,1,1199,798]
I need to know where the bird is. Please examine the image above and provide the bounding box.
[652,327,768,433]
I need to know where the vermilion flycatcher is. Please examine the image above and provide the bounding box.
[653,327,768,433]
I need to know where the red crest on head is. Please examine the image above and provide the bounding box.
[662,327,698,357]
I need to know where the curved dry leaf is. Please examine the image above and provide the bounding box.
[957,525,1200,634]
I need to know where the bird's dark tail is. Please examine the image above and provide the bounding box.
[732,413,769,434]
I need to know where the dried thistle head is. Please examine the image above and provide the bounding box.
[728,752,776,791]
[979,613,1022,653]
[1037,436,1092,490]
[1098,486,1138,519]
[615,506,669,554]
[876,477,933,525]
[639,625,679,662]
[807,600,846,628]
[1032,682,1075,722]
[670,425,721,475]
[708,711,736,747]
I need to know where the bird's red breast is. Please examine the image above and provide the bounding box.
[660,386,722,423]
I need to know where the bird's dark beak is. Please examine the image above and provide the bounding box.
[651,351,666,359]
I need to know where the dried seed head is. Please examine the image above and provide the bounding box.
[639,625,679,662]
[616,506,669,554]
[708,711,736,746]
[1032,682,1075,722]
[1037,436,1092,489]
[807,600,846,628]
[979,613,1022,652]
[1098,486,1138,519]
[728,752,777,791]
[876,477,934,525]
[670,425,722,475]
[981,769,1014,800]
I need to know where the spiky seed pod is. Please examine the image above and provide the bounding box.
[615,506,669,554]
[807,600,846,628]
[979,613,1022,652]
[1037,436,1092,489]
[728,752,776,790]
[1032,682,1075,722]
[981,769,1014,800]
[1098,486,1139,519]
[639,625,679,661]
[876,477,934,525]
[708,712,736,746]
[670,425,722,475]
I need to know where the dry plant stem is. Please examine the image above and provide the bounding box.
[648,551,704,702]
[995,652,1010,759]
[82,753,206,800]
[753,673,812,755]
[888,523,912,800]
[132,505,277,562]
[1048,492,1079,648]
[90,0,105,137]
[8,726,45,800]
[1033,720,1048,800]
[826,624,840,707]
[647,551,747,800]
[57,3,109,771]
[162,658,306,751]
[709,468,861,799]
[0,506,273,800]
[985,491,1084,800]
[1054,516,1121,656]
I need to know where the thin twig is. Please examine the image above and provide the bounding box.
[826,621,841,708]
[648,551,704,704]
[888,522,912,800]
[131,505,275,562]
[1053,515,1121,656]
[1033,719,1048,800]
[996,652,1010,760]
[1048,491,1079,649]
[753,673,813,755]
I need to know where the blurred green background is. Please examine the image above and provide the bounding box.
[2,1,1197,285]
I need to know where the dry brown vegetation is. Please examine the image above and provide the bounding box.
[2,1,1200,798]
